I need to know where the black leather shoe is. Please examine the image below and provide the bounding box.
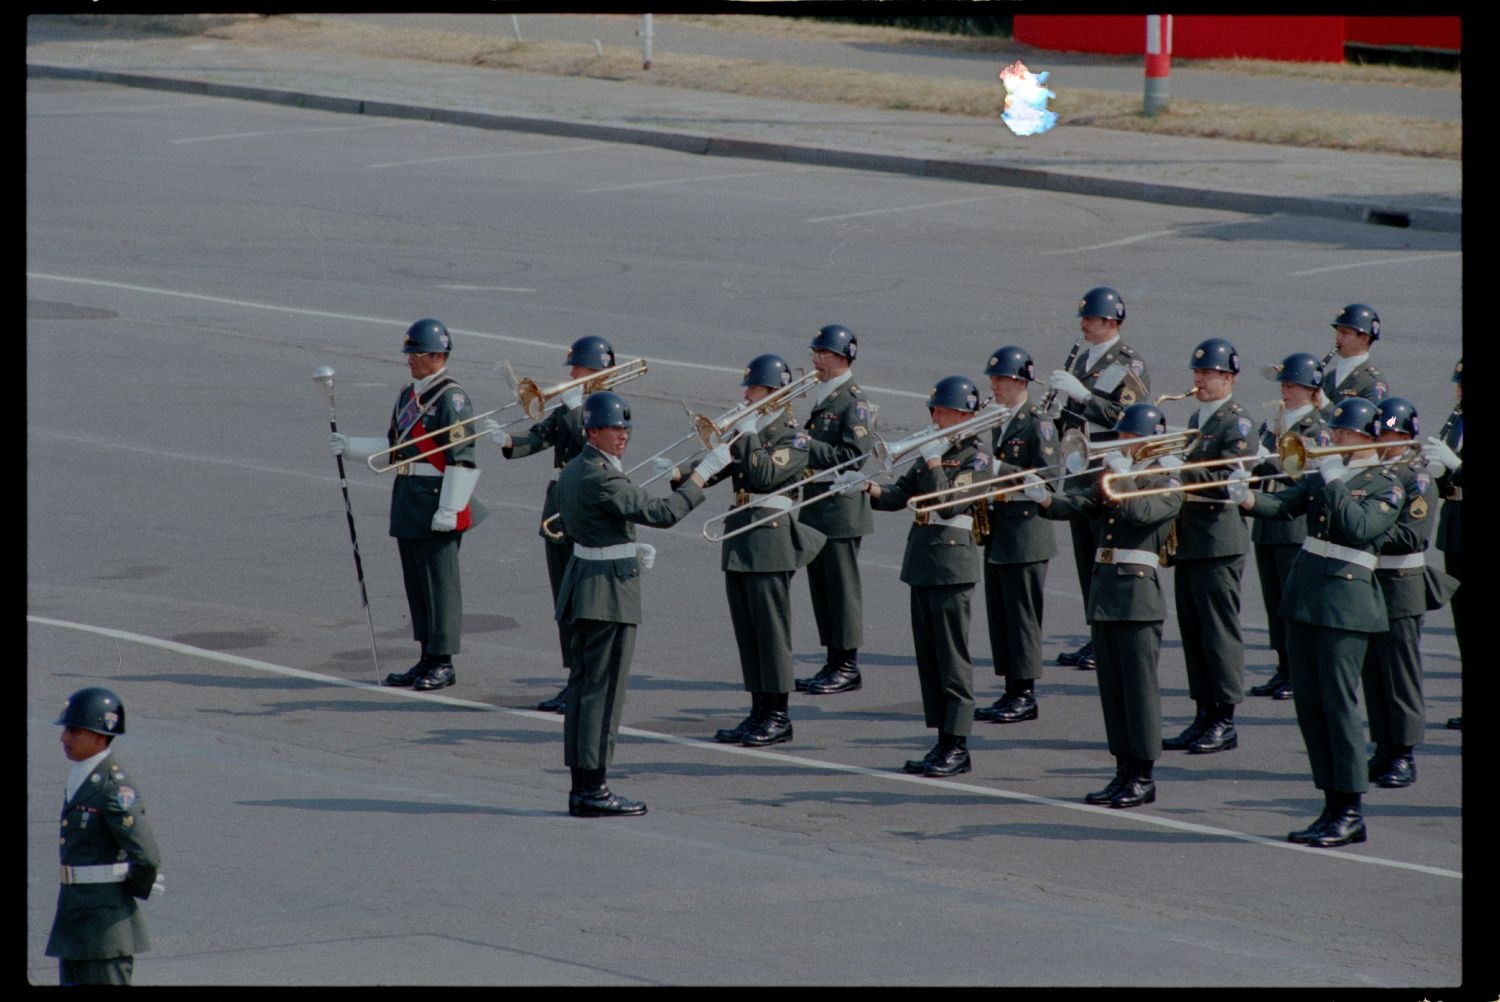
[923,744,971,777]
[570,787,648,818]
[741,712,794,747]
[412,662,455,691]
[1287,807,1335,844]
[904,743,942,774]
[974,699,1002,722]
[1084,769,1127,805]
[806,664,862,694]
[715,713,758,744]
[1367,743,1392,782]
[1376,755,1416,788]
[1271,680,1293,700]
[1073,650,1098,671]
[1162,708,1211,751]
[1447,717,1462,730]
[537,689,567,713]
[985,692,1038,723]
[382,659,429,688]
[1109,776,1156,808]
[1249,672,1290,697]
[795,663,835,693]
[1057,641,1092,666]
[1187,719,1238,754]
[1306,806,1366,848]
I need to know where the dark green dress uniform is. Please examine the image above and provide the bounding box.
[46,754,161,986]
[554,445,706,770]
[798,375,875,655]
[1055,341,1151,637]
[1250,408,1330,693]
[1432,407,1465,674]
[504,402,587,673]
[1318,358,1388,419]
[1247,462,1404,795]
[870,438,991,739]
[982,406,1059,686]
[388,372,487,658]
[1043,464,1181,764]
[702,413,826,695]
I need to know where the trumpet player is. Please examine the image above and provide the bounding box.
[1033,403,1182,808]
[1228,398,1405,847]
[483,335,617,714]
[1047,286,1151,672]
[862,377,994,777]
[1160,338,1256,756]
[328,319,487,691]
[1319,304,1390,416]
[974,347,1059,725]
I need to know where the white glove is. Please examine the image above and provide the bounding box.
[328,434,385,460]
[560,385,585,410]
[635,542,657,570]
[1255,444,1272,460]
[1048,370,1090,404]
[918,427,947,464]
[651,456,678,478]
[1317,453,1346,481]
[328,432,349,456]
[1021,473,1048,503]
[150,871,166,899]
[479,418,512,450]
[693,443,733,481]
[1423,436,1460,472]
[731,409,761,437]
[1104,451,1133,475]
[832,469,866,496]
[1154,454,1183,471]
[1225,468,1252,504]
[433,466,481,532]
[1063,449,1086,475]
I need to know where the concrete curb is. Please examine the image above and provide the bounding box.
[29,62,1460,234]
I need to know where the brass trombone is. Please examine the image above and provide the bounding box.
[906,465,1064,515]
[1060,426,1199,467]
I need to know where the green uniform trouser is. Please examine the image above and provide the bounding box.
[1173,554,1246,705]
[59,957,133,986]
[397,533,463,657]
[544,535,574,669]
[726,571,794,693]
[1068,517,1095,606]
[1446,548,1468,668]
[1285,620,1371,794]
[983,560,1047,681]
[910,584,975,737]
[1092,620,1163,762]
[1253,543,1298,674]
[1363,614,1426,747]
[563,618,637,770]
[806,537,863,650]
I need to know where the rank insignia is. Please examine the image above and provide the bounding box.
[450,427,466,445]
[853,426,868,438]
[771,448,790,467]
[1409,495,1429,520]
[955,471,974,487]
[117,786,137,809]
[1120,389,1137,405]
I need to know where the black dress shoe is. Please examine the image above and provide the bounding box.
[1073,649,1098,671]
[412,662,455,691]
[570,787,648,818]
[537,689,567,713]
[1306,806,1366,848]
[1057,641,1092,666]
[806,664,861,694]
[1366,743,1391,782]
[741,712,794,747]
[795,663,835,693]
[1249,672,1290,697]
[904,743,942,774]
[1271,681,1293,700]
[974,700,1002,722]
[1109,776,1156,808]
[985,692,1038,723]
[923,744,971,777]
[715,713,759,744]
[1084,770,1127,805]
[1187,719,1238,754]
[382,659,429,688]
[1376,755,1416,788]
[1287,807,1335,844]
[1447,716,1462,730]
[1162,708,1211,751]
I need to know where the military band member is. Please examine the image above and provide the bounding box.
[1034,404,1182,808]
[974,347,1059,724]
[1160,339,1254,755]
[329,318,485,691]
[794,325,876,696]
[1247,352,1331,701]
[485,335,616,714]
[553,391,717,817]
[863,376,994,777]
[1047,286,1151,672]
[1361,398,1438,789]
[1231,397,1405,847]
[1422,360,1463,730]
[694,355,825,748]
[1318,304,1389,417]
[47,687,162,986]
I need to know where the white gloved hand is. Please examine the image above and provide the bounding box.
[693,443,733,481]
[651,456,678,479]
[1255,444,1272,460]
[635,542,657,570]
[918,427,948,464]
[432,509,459,532]
[150,871,166,899]
[1105,451,1133,475]
[1021,473,1048,503]
[831,469,866,497]
[479,418,512,450]
[328,432,350,457]
[1317,453,1346,481]
[1048,370,1090,403]
[732,410,761,437]
[1225,468,1252,505]
[1423,436,1460,472]
[1154,454,1183,471]
[1064,449,1086,475]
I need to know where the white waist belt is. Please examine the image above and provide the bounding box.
[573,543,637,561]
[1301,537,1378,570]
[1376,552,1427,571]
[1096,547,1158,567]
[60,863,129,885]
[745,494,793,511]
[396,462,442,478]
[924,513,974,530]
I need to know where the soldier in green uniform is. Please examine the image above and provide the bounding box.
[1318,304,1389,418]
[1423,360,1463,730]
[794,325,876,696]
[1247,352,1331,701]
[485,335,616,714]
[973,347,1059,724]
[1160,339,1256,755]
[329,318,486,691]
[1362,399,1440,788]
[1034,404,1182,808]
[864,376,995,777]
[694,355,825,747]
[1230,397,1405,847]
[47,687,162,986]
[1047,287,1151,672]
[553,391,717,817]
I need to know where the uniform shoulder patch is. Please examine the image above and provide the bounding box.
[1373,381,1389,400]
[1039,422,1055,441]
[450,392,467,412]
[791,433,809,450]
[970,453,992,470]
[115,785,137,809]
[1234,417,1254,439]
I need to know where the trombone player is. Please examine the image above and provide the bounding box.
[328,318,487,691]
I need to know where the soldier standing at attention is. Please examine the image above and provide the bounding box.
[1318,304,1389,417]
[47,687,162,986]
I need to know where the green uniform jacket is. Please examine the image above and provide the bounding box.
[1175,398,1255,558]
[1043,466,1182,622]
[387,376,488,538]
[1319,359,1389,419]
[985,405,1059,565]
[1247,464,1404,633]
[871,438,990,586]
[1376,460,1439,619]
[1250,409,1329,546]
[1434,406,1462,554]
[702,413,826,573]
[554,445,706,625]
[504,401,586,540]
[1055,340,1151,434]
[797,379,875,538]
[46,754,161,961]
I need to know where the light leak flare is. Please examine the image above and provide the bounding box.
[998,60,1058,137]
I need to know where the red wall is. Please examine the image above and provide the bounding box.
[1346,17,1459,52]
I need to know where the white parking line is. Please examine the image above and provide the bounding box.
[28,614,1461,881]
[169,121,417,144]
[806,195,998,224]
[581,168,812,194]
[367,144,600,169]
[1039,229,1180,255]
[1289,252,1461,277]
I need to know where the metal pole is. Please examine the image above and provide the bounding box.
[641,13,653,70]
[1144,14,1172,116]
[511,15,522,42]
[313,366,382,680]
